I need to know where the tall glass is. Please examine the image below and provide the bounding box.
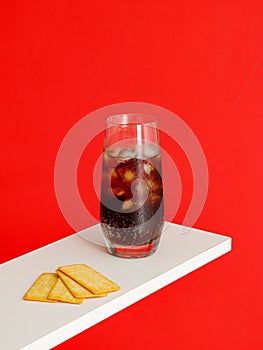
[100,114,164,258]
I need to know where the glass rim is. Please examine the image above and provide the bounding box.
[105,113,158,126]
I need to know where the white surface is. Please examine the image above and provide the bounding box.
[0,222,231,350]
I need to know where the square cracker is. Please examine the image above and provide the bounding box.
[57,264,120,294]
[48,277,83,304]
[56,270,107,298]
[23,273,58,302]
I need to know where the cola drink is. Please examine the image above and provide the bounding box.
[100,142,164,258]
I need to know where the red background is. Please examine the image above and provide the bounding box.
[0,1,262,349]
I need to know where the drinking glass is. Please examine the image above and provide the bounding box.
[100,114,164,258]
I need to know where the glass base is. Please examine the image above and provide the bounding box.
[105,237,160,259]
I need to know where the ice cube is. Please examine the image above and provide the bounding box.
[144,144,159,159]
[121,199,133,211]
[134,181,148,194]
[123,170,135,183]
[107,147,121,158]
[146,178,161,192]
[143,162,153,175]
[117,148,135,160]
[150,193,161,204]
[131,179,149,205]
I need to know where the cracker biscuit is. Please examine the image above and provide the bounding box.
[23,273,58,302]
[57,264,120,294]
[56,270,107,298]
[48,277,83,304]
